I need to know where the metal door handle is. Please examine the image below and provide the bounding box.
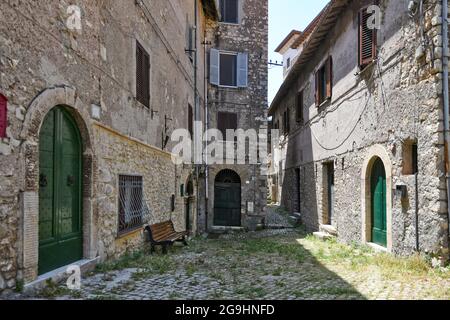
[67,175,75,187]
[39,174,48,188]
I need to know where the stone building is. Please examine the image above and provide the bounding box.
[199,0,269,233]
[0,0,267,294]
[269,0,450,260]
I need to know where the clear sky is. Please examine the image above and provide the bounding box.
[268,0,330,105]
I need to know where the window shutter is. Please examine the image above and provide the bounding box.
[0,94,7,138]
[143,52,150,106]
[237,52,248,88]
[315,72,320,107]
[326,56,333,99]
[188,104,194,138]
[136,44,143,103]
[210,49,220,86]
[359,7,377,67]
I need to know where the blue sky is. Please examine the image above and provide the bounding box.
[268,0,330,105]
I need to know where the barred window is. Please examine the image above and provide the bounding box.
[118,175,144,235]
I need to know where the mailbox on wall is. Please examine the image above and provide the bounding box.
[0,94,7,138]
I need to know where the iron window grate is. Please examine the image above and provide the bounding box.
[118,175,144,235]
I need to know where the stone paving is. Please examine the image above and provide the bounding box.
[12,208,450,301]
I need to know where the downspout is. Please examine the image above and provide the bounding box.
[194,0,200,234]
[204,33,210,233]
[442,0,450,254]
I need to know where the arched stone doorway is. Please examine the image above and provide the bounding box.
[214,169,242,227]
[20,86,96,282]
[361,145,393,251]
[38,106,84,275]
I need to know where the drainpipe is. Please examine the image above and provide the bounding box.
[204,33,210,234]
[194,0,201,235]
[442,0,450,253]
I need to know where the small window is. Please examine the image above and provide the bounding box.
[218,112,238,140]
[118,175,144,235]
[403,142,418,175]
[220,0,239,24]
[286,57,291,69]
[283,109,290,135]
[136,41,150,108]
[296,91,304,123]
[188,104,194,138]
[359,6,377,68]
[315,57,332,106]
[220,53,237,87]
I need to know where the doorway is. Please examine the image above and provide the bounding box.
[214,170,241,227]
[371,158,387,247]
[38,107,83,275]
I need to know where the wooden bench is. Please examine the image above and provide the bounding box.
[144,221,188,254]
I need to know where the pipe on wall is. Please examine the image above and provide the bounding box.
[442,0,450,254]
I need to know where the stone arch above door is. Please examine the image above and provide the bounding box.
[361,145,393,252]
[20,86,96,282]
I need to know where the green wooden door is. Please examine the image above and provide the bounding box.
[214,183,241,227]
[371,158,387,247]
[39,107,83,275]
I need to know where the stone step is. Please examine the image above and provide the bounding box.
[320,224,338,237]
[313,231,334,241]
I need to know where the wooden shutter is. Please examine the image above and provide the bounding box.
[136,42,150,108]
[218,112,237,139]
[315,72,320,107]
[237,52,248,88]
[188,104,194,138]
[326,56,333,99]
[0,94,7,138]
[210,49,220,86]
[359,7,377,67]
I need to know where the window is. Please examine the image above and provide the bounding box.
[220,0,239,24]
[296,91,304,123]
[403,141,418,175]
[359,6,377,68]
[220,53,237,87]
[0,94,7,138]
[210,49,248,87]
[283,109,290,135]
[286,57,291,69]
[136,41,150,108]
[315,56,332,106]
[118,175,144,235]
[188,104,194,138]
[218,112,238,140]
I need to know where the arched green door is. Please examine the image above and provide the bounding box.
[371,158,387,247]
[39,107,83,275]
[214,170,241,227]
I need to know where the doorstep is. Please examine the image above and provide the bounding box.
[23,257,100,295]
[367,242,388,253]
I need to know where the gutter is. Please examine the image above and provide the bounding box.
[442,0,450,253]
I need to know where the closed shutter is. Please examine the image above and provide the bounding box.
[326,56,333,99]
[0,94,7,138]
[237,52,248,88]
[136,42,150,108]
[218,112,237,139]
[359,7,377,67]
[188,104,194,138]
[210,48,220,86]
[315,71,320,107]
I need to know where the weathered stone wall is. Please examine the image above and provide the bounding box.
[0,0,211,294]
[271,0,449,257]
[203,0,269,231]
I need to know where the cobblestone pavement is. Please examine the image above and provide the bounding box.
[18,209,450,301]
[264,205,295,229]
